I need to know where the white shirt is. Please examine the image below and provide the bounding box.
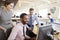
[28,14,40,26]
[8,22,26,40]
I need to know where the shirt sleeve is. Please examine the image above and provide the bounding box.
[0,8,2,15]
[26,24,29,28]
[0,8,2,26]
[8,25,19,40]
[35,15,40,27]
[17,31,24,40]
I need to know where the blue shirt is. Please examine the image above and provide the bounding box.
[50,18,54,23]
[28,14,40,26]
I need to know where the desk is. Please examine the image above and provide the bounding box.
[52,23,60,32]
[11,18,20,20]
[52,23,60,40]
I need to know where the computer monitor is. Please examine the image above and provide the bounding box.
[37,25,53,40]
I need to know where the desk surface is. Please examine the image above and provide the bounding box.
[52,23,60,32]
[11,18,20,20]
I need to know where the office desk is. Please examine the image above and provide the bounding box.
[52,23,60,32]
[52,23,60,40]
[11,18,20,20]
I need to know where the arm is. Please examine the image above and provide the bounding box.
[35,15,40,27]
[25,35,30,39]
[0,8,2,15]
[18,25,30,40]
[0,26,6,33]
[10,20,14,28]
[8,26,19,40]
[10,13,15,28]
[0,8,7,32]
[25,25,31,39]
[17,31,25,40]
[26,25,31,30]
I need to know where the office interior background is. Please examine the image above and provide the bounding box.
[0,0,60,40]
[0,0,60,19]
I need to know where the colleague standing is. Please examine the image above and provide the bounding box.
[28,8,39,27]
[0,1,14,40]
[27,8,40,38]
[48,13,54,23]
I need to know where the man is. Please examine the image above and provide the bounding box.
[8,13,30,40]
[27,8,40,38]
[28,8,39,27]
[48,13,54,23]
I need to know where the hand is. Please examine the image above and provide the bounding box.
[10,23,14,28]
[1,27,7,33]
[25,35,31,39]
[3,28,7,33]
[0,26,7,33]
[28,27,31,30]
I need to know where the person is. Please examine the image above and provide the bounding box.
[26,8,40,38]
[8,13,30,40]
[47,13,54,23]
[0,1,14,40]
[28,8,39,28]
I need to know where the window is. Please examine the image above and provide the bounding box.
[39,9,48,19]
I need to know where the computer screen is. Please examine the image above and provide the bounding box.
[37,25,53,40]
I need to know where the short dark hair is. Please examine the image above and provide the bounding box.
[40,16,42,18]
[20,13,27,18]
[48,13,51,15]
[4,1,14,6]
[29,8,34,11]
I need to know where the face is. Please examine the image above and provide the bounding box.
[48,15,50,18]
[29,10,34,15]
[21,15,28,24]
[6,3,14,10]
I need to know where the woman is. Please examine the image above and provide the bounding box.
[0,1,14,40]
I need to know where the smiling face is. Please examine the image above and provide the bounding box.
[29,8,34,15]
[29,10,34,15]
[21,15,28,24]
[6,3,14,10]
[20,13,29,24]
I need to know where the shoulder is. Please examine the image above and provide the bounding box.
[0,7,3,12]
[16,23,23,28]
[0,7,3,15]
[12,23,22,32]
[0,7,2,9]
[32,14,36,16]
[33,14,38,18]
[16,23,22,27]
